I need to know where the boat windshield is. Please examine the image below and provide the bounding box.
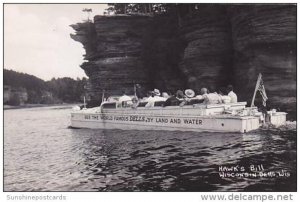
[102,102,117,109]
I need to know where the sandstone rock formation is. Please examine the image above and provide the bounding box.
[228,5,296,115]
[71,15,151,98]
[71,4,296,118]
[179,5,234,94]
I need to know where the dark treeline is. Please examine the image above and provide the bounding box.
[47,77,87,103]
[4,69,87,105]
[105,3,208,27]
[105,3,201,17]
[106,3,170,14]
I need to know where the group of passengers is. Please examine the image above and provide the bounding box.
[118,84,237,108]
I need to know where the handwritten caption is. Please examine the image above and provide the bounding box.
[218,164,291,178]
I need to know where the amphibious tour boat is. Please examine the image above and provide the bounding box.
[70,101,286,133]
[70,74,287,133]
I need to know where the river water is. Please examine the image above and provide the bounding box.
[4,106,297,191]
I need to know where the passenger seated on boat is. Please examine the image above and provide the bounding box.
[107,96,118,102]
[200,88,209,104]
[201,88,222,104]
[163,90,185,107]
[154,101,166,107]
[145,89,167,108]
[188,95,205,105]
[135,84,146,99]
[118,90,132,107]
[188,94,204,103]
[137,102,147,107]
[185,89,195,96]
[162,92,170,99]
[131,96,139,109]
[227,85,238,103]
[163,94,179,107]
[177,90,189,107]
[218,87,231,104]
[180,89,195,106]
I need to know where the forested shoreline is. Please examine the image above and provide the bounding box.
[4,69,88,106]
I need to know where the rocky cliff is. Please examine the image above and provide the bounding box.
[179,5,234,93]
[71,15,151,98]
[71,4,296,118]
[228,5,296,114]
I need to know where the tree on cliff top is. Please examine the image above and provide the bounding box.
[106,3,200,16]
[105,4,201,27]
[106,3,171,15]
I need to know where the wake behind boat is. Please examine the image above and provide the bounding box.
[70,74,287,133]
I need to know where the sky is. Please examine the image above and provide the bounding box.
[4,4,108,81]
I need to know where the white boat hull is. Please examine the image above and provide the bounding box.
[71,112,260,133]
[70,102,287,133]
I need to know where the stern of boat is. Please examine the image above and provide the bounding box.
[266,111,287,127]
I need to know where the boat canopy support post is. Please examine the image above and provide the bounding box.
[101,90,105,104]
[83,96,87,109]
[134,84,137,97]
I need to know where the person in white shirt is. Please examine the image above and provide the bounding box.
[227,85,237,103]
[118,91,132,107]
[145,89,166,108]
[207,92,222,104]
[199,88,208,104]
[162,92,170,99]
[221,95,231,103]
[218,87,231,104]
[200,88,222,104]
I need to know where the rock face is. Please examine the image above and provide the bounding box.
[71,4,296,119]
[179,5,234,94]
[71,15,151,98]
[228,5,296,116]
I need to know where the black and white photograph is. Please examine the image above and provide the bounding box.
[2,1,298,201]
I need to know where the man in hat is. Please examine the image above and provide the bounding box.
[185,89,195,98]
[145,89,166,108]
[185,89,205,105]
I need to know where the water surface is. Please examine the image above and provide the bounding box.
[4,106,297,191]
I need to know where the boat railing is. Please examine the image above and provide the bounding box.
[98,101,249,117]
